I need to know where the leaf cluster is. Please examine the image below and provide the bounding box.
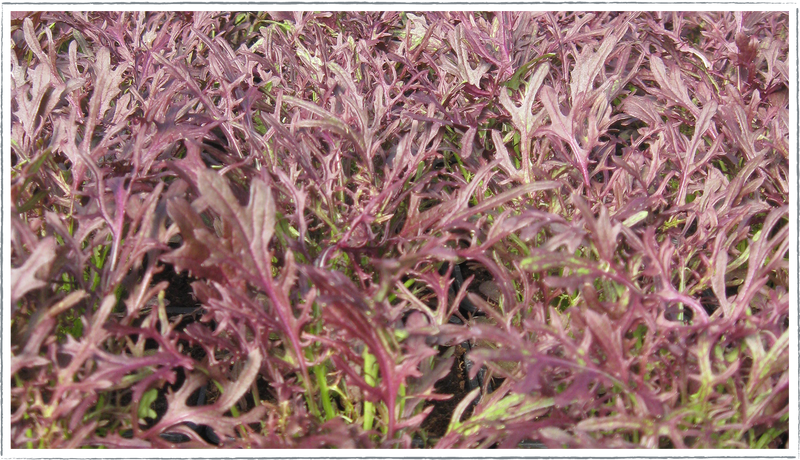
[10,11,789,448]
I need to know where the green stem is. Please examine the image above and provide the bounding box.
[362,349,378,431]
[451,150,472,183]
[315,362,336,420]
[397,383,406,430]
[387,278,416,304]
[303,349,322,420]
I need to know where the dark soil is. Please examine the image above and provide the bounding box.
[151,263,201,317]
[420,343,472,440]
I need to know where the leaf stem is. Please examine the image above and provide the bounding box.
[362,349,378,431]
[315,362,336,420]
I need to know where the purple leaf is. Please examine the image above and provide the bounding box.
[11,237,56,303]
[570,36,617,102]
[538,86,591,185]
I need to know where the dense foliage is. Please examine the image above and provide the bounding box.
[10,11,789,448]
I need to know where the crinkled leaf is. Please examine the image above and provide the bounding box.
[196,169,275,279]
[11,237,56,302]
[499,63,549,135]
[570,36,617,101]
[649,56,698,116]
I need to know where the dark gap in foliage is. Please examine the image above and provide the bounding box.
[236,373,274,412]
[698,288,718,315]
[420,343,471,439]
[145,391,169,428]
[725,284,740,300]
[159,432,191,443]
[151,263,201,316]
[681,24,703,45]
[776,431,789,448]
[768,214,788,241]
[38,388,53,405]
[56,350,73,368]
[665,303,693,323]
[143,338,159,352]
[683,217,698,238]
[118,389,133,409]
[185,383,209,408]
[658,436,674,448]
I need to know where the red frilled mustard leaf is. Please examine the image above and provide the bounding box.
[11,236,57,303]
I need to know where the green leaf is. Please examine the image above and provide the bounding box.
[456,393,555,436]
[622,211,648,228]
[504,53,555,91]
[16,189,47,213]
[446,387,481,434]
[20,148,51,187]
[520,254,562,271]
[138,389,158,419]
[577,415,647,432]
